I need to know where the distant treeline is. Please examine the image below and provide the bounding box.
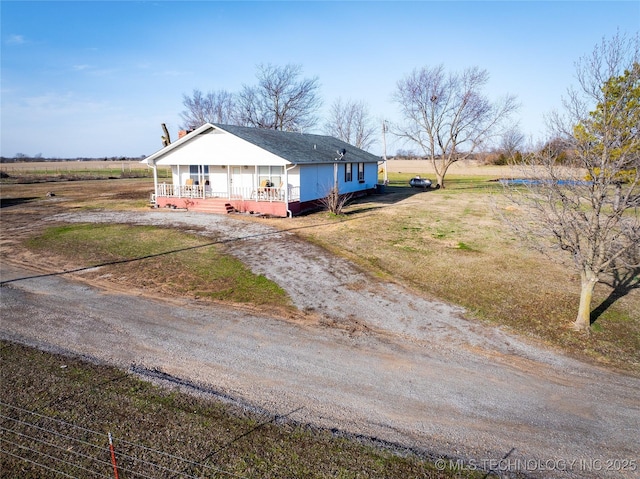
[391,152,503,164]
[1,155,146,163]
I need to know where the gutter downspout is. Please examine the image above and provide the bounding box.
[285,164,296,217]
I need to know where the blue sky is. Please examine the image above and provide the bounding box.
[1,1,638,158]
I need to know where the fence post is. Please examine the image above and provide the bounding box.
[108,432,120,479]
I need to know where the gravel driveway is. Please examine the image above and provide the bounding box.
[1,209,639,478]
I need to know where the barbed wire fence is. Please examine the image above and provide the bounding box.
[0,401,248,479]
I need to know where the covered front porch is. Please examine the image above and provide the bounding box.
[150,164,301,216]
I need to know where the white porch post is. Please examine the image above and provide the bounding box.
[285,164,296,217]
[284,167,288,205]
[199,164,204,198]
[255,165,259,201]
[152,161,158,197]
[176,166,182,198]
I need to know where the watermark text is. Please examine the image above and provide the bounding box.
[434,457,638,473]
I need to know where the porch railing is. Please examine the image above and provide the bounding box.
[156,183,300,202]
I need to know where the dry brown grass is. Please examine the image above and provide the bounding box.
[0,177,155,210]
[268,172,639,374]
[2,340,469,479]
[2,165,638,373]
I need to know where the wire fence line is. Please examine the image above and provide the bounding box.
[0,401,248,479]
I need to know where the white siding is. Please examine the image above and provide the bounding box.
[154,129,288,167]
[285,166,300,192]
[210,170,228,193]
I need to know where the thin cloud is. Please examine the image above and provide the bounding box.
[154,69,192,77]
[21,92,112,116]
[69,64,119,77]
[6,34,26,45]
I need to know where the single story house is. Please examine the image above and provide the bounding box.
[141,123,382,217]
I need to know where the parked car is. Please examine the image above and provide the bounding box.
[409,176,432,189]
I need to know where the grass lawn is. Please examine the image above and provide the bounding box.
[267,172,639,373]
[3,172,637,371]
[25,223,292,307]
[2,341,481,479]
[1,167,637,478]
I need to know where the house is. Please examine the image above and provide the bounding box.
[141,123,382,217]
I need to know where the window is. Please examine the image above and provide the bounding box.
[258,166,284,187]
[189,165,209,185]
[358,162,365,183]
[344,163,353,182]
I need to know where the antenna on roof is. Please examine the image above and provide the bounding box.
[335,148,346,161]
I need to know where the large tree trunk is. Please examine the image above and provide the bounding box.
[432,159,449,189]
[573,271,598,332]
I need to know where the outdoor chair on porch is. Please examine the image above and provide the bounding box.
[183,178,194,196]
[257,179,274,200]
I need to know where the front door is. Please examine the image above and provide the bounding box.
[230,167,242,197]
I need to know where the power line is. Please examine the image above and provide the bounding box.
[0,437,112,479]
[1,449,82,479]
[0,413,107,452]
[1,401,250,479]
[1,401,109,438]
[1,425,112,468]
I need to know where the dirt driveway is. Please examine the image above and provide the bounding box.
[1,207,639,478]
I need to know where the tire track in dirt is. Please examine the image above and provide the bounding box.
[2,208,639,478]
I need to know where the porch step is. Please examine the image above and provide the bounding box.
[189,202,236,214]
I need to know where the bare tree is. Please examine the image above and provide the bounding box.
[500,125,526,159]
[318,186,353,215]
[394,65,519,188]
[180,89,235,130]
[235,63,321,131]
[324,98,377,150]
[502,32,639,332]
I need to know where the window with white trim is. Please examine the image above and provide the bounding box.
[344,163,353,182]
[358,162,365,183]
[189,165,209,185]
[258,166,284,188]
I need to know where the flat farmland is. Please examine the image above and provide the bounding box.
[1,159,638,479]
[0,158,514,177]
[0,160,172,180]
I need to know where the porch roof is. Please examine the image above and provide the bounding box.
[142,123,381,167]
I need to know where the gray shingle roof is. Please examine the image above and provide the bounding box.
[215,124,381,164]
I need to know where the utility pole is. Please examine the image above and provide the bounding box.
[381,120,388,185]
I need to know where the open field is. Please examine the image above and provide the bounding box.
[1,164,637,371]
[274,169,640,373]
[1,162,638,478]
[0,160,171,181]
[384,158,519,176]
[0,158,523,180]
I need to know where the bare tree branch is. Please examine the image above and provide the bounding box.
[393,65,519,188]
[180,89,236,130]
[324,98,377,150]
[501,32,640,332]
[235,64,321,131]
